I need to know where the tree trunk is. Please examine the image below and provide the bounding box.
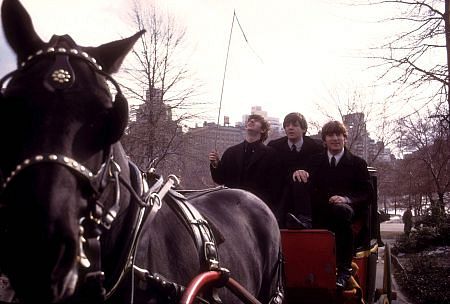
[445,0,450,130]
[438,192,445,214]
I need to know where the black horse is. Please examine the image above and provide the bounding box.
[0,0,282,303]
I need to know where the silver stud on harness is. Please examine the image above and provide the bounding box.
[51,69,71,83]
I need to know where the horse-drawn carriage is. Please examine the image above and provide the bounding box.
[0,0,394,303]
[279,168,395,304]
[179,169,396,304]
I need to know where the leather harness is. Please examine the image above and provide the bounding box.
[0,37,284,303]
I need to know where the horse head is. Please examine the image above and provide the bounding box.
[0,0,143,302]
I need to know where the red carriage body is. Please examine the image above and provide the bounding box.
[182,168,396,304]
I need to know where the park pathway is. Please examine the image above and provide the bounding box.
[378,221,413,304]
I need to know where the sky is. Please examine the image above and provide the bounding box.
[0,0,399,134]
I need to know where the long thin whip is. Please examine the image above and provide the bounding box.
[214,10,263,149]
[215,10,235,149]
[234,13,264,64]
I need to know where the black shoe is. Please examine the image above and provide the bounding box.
[336,268,352,290]
[286,213,312,229]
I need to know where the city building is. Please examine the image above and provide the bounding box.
[240,106,283,140]
[343,112,370,160]
[342,112,393,164]
[181,122,244,188]
[122,87,181,171]
[187,121,244,155]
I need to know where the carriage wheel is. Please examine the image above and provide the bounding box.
[382,243,392,303]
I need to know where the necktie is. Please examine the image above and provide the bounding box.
[331,156,336,168]
[291,144,297,152]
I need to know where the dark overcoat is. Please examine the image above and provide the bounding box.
[268,135,323,179]
[210,141,279,209]
[308,148,373,224]
[267,136,323,225]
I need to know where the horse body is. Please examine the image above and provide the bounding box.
[126,188,281,303]
[0,0,282,303]
[191,189,281,301]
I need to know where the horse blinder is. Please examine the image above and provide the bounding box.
[0,45,129,148]
[104,87,128,145]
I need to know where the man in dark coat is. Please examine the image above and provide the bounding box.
[209,114,279,210]
[402,207,413,236]
[268,112,323,228]
[308,120,373,290]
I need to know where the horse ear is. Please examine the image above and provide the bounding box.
[85,30,144,144]
[1,0,44,62]
[84,30,145,74]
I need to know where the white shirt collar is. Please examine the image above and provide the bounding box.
[288,137,304,152]
[327,149,344,165]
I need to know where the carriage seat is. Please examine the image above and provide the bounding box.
[280,230,365,304]
[286,212,369,251]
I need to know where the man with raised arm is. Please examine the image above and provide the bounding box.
[208,114,279,210]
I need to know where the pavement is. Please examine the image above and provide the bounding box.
[377,221,413,304]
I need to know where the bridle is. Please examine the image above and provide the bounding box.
[0,36,237,304]
[0,35,131,225]
[0,36,157,302]
[0,149,125,233]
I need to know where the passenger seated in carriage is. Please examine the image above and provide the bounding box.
[268,112,323,228]
[308,121,374,290]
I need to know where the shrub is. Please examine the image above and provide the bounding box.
[393,213,450,304]
[395,214,450,253]
[394,254,450,304]
[394,227,440,253]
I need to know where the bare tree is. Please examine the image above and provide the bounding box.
[368,0,450,128]
[397,107,450,216]
[120,1,206,174]
[344,0,450,220]
[314,86,397,166]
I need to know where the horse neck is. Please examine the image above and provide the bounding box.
[101,143,140,285]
